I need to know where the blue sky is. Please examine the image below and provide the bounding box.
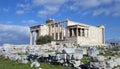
[0,0,120,45]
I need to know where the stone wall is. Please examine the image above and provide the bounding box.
[77,26,104,46]
[88,26,103,45]
[39,25,49,36]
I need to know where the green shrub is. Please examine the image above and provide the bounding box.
[80,57,91,64]
[36,35,54,44]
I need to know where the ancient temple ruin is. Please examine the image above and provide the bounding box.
[30,18,105,46]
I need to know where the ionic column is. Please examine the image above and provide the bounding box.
[61,23,64,40]
[72,29,74,36]
[39,26,41,37]
[54,24,56,40]
[58,24,60,40]
[50,25,52,36]
[65,22,68,38]
[83,29,85,37]
[66,28,69,37]
[69,29,71,37]
[78,28,80,36]
[80,28,82,37]
[76,28,78,37]
[30,31,33,46]
[34,31,37,45]
[68,28,70,37]
[49,25,50,35]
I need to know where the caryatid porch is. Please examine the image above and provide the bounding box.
[67,25,89,38]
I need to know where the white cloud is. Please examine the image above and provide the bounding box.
[16,0,68,17]
[38,6,59,17]
[0,24,29,45]
[32,0,68,17]
[33,0,67,6]
[70,0,113,9]
[93,8,110,16]
[81,11,90,16]
[93,3,120,16]
[22,20,37,24]
[17,3,31,10]
[69,0,120,16]
[0,24,29,36]
[16,10,24,14]
[15,0,120,17]
[0,8,9,12]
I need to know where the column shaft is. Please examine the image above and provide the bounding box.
[49,25,50,35]
[76,28,78,37]
[72,29,74,36]
[80,28,82,37]
[50,25,52,36]
[54,24,56,40]
[30,31,32,46]
[34,31,37,45]
[66,28,68,38]
[84,29,87,37]
[83,29,85,37]
[61,23,64,40]
[68,28,70,37]
[102,28,105,44]
[58,24,60,40]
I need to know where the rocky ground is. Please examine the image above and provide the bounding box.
[0,44,120,69]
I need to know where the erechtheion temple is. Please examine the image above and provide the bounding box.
[30,18,105,46]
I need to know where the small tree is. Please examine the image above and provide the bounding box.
[36,35,54,44]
